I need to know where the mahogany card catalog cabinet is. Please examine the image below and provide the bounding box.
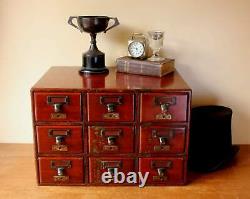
[31,67,191,186]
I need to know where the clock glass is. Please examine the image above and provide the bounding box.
[128,41,144,58]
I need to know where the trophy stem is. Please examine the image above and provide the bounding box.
[80,32,109,74]
[89,33,98,51]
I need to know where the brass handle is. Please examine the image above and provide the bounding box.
[100,96,123,113]
[155,96,176,113]
[157,168,166,177]
[152,129,174,144]
[48,129,71,143]
[160,104,169,112]
[48,130,71,152]
[53,103,62,113]
[159,137,167,145]
[151,161,172,181]
[57,167,64,176]
[47,96,69,113]
[51,160,71,182]
[100,128,122,137]
[106,103,116,113]
[55,136,64,145]
[107,136,116,145]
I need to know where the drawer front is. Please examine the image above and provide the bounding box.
[38,157,83,184]
[139,157,184,185]
[36,126,83,154]
[87,93,134,122]
[89,157,135,184]
[140,93,188,122]
[34,92,81,122]
[88,126,134,154]
[139,126,186,154]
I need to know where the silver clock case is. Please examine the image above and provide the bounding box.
[128,33,149,59]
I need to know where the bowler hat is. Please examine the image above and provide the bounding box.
[188,105,239,172]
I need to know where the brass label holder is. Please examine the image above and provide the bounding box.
[52,144,68,152]
[103,112,120,119]
[51,113,67,119]
[155,113,172,120]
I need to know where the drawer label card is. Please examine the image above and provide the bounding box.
[51,113,67,119]
[155,113,172,120]
[103,113,120,119]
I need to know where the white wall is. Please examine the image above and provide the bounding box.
[0,0,249,143]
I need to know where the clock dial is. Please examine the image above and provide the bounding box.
[128,41,144,58]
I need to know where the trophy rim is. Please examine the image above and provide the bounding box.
[76,16,110,19]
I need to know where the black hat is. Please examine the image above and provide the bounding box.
[188,105,239,172]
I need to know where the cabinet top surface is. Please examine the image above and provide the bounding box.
[32,67,191,91]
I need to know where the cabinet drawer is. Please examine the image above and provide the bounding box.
[87,93,134,122]
[139,126,186,154]
[38,157,84,184]
[88,126,134,154]
[34,92,81,122]
[36,126,83,154]
[89,157,135,184]
[140,93,188,122]
[139,157,184,185]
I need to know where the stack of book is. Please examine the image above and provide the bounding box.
[116,56,175,77]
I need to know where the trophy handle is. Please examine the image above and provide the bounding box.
[68,16,81,32]
[104,17,120,33]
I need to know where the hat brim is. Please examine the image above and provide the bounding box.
[189,145,240,172]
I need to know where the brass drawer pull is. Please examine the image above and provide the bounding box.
[107,136,116,145]
[152,129,175,151]
[100,96,123,113]
[48,129,71,152]
[151,160,172,181]
[155,96,176,120]
[47,96,70,113]
[50,160,71,182]
[100,129,123,151]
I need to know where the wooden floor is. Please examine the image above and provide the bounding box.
[0,144,249,199]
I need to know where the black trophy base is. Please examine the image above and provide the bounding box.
[79,67,109,74]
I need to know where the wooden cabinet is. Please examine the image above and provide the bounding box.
[31,67,191,186]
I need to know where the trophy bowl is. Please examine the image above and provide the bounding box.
[68,16,120,74]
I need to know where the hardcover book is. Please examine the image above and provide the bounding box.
[116,56,175,77]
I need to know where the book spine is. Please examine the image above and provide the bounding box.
[116,60,160,76]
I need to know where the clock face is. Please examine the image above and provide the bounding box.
[128,41,144,58]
